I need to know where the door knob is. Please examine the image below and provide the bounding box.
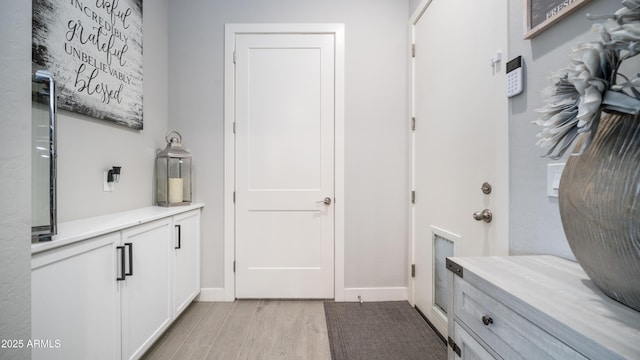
[473,209,492,223]
[316,197,332,205]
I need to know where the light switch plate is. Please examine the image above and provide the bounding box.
[547,163,565,197]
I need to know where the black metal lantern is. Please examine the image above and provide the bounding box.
[156,130,192,206]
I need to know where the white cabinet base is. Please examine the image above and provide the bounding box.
[32,233,121,360]
[172,210,201,318]
[31,205,203,360]
[121,219,172,360]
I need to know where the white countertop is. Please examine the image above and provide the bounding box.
[31,203,204,254]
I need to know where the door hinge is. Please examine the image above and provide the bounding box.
[411,264,416,278]
[233,260,236,273]
[233,51,237,64]
[233,121,236,134]
[411,117,416,131]
[411,190,416,204]
[411,43,416,58]
[233,191,236,203]
[448,337,462,357]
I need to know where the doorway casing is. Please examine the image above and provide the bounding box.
[223,23,345,301]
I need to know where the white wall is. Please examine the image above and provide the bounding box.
[0,1,32,359]
[409,0,422,16]
[55,0,169,222]
[508,0,619,258]
[0,2,168,354]
[168,0,410,293]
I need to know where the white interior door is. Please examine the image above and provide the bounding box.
[234,33,335,299]
[411,0,508,337]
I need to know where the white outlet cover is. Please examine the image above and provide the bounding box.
[547,163,565,197]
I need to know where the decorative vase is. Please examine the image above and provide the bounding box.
[559,112,640,312]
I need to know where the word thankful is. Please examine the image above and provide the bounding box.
[72,0,133,30]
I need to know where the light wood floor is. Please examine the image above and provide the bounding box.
[142,300,332,360]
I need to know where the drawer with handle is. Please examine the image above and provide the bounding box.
[453,275,586,360]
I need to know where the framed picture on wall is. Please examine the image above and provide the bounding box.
[32,0,144,130]
[524,0,591,39]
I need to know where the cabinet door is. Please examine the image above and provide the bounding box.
[121,219,172,360]
[32,233,121,360]
[173,210,201,317]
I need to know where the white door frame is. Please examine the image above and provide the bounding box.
[223,23,345,301]
[408,0,510,307]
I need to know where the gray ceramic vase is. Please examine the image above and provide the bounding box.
[559,113,640,312]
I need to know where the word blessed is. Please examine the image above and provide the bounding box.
[546,0,579,20]
[74,63,124,104]
[1,339,62,349]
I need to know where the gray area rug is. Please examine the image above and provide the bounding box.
[324,301,447,360]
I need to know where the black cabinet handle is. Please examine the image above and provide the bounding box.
[175,225,181,249]
[125,242,133,276]
[482,315,494,326]
[116,246,125,281]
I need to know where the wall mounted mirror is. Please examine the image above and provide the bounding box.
[32,66,57,242]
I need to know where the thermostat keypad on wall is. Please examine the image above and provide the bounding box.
[506,56,523,97]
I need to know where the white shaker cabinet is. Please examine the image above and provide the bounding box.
[446,256,640,360]
[120,219,172,360]
[172,209,201,318]
[32,233,121,360]
[31,204,203,360]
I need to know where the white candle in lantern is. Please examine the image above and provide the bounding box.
[168,178,183,203]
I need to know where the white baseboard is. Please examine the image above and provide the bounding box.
[197,287,407,303]
[342,287,408,302]
[196,288,229,302]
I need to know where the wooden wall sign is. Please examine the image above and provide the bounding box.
[525,0,591,39]
[33,0,144,130]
